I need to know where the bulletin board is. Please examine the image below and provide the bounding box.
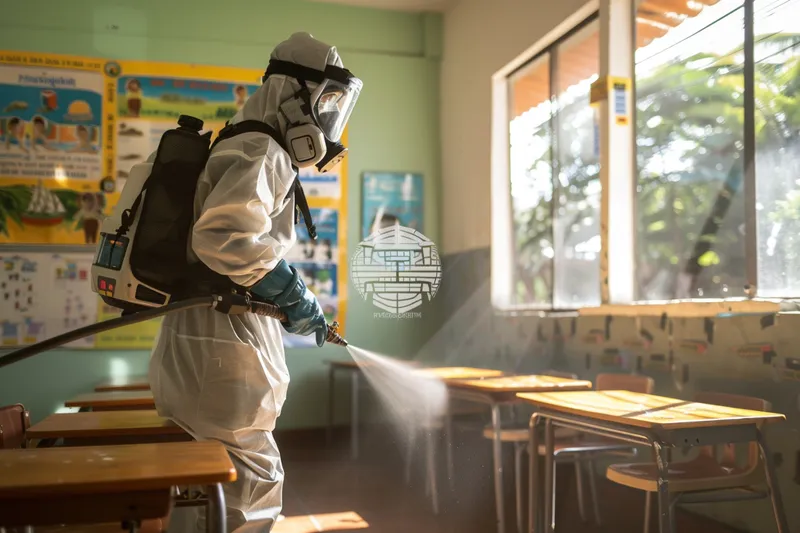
[0,53,349,349]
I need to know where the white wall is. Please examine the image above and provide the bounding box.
[440,0,594,255]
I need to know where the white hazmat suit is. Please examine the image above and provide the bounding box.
[148,33,350,532]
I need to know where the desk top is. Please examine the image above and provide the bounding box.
[450,374,592,394]
[64,390,155,409]
[517,390,785,430]
[0,441,235,498]
[94,376,150,392]
[27,410,184,440]
[415,367,504,382]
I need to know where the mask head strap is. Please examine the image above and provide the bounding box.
[263,59,362,88]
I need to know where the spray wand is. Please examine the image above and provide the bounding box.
[0,293,347,370]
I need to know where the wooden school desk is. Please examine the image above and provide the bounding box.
[448,375,592,533]
[65,390,155,412]
[0,441,236,533]
[519,390,788,533]
[94,376,150,392]
[26,410,189,447]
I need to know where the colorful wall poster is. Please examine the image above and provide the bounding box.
[283,208,341,348]
[0,52,117,245]
[361,172,423,239]
[0,252,97,348]
[114,60,261,189]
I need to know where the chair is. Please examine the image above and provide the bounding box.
[606,392,773,533]
[0,403,30,450]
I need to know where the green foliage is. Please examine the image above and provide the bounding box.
[0,185,32,236]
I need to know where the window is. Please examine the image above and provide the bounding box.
[754,0,800,296]
[506,16,601,309]
[635,0,800,300]
[635,0,747,300]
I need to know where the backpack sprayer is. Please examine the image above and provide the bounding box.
[0,114,347,371]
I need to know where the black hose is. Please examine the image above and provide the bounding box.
[0,297,216,370]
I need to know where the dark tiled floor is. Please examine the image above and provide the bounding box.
[276,425,741,533]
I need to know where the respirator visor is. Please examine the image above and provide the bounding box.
[310,71,361,143]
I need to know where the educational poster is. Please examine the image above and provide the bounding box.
[361,172,423,239]
[114,60,261,190]
[297,166,342,200]
[0,252,97,348]
[0,52,117,245]
[284,208,340,348]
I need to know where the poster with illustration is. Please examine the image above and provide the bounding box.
[283,208,342,348]
[114,61,261,189]
[361,172,423,238]
[285,208,339,264]
[0,252,97,348]
[0,52,117,245]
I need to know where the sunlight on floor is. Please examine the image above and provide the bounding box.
[272,511,369,532]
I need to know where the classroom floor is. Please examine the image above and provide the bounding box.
[273,425,741,533]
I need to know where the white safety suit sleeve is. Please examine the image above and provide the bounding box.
[191,134,296,288]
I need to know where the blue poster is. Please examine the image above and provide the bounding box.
[283,207,340,349]
[361,172,423,239]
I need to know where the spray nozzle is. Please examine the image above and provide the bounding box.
[326,321,348,347]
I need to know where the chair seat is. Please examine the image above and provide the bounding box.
[607,455,762,493]
[481,426,578,442]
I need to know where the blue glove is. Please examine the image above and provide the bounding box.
[250,260,327,347]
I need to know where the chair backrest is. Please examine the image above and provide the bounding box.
[694,392,769,468]
[0,403,30,449]
[541,370,579,380]
[595,373,654,393]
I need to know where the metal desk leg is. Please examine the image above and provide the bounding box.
[445,410,455,490]
[653,441,674,533]
[528,414,541,533]
[350,370,359,460]
[491,403,506,533]
[515,442,524,533]
[757,428,789,533]
[425,427,440,514]
[543,419,554,533]
[206,483,227,533]
[327,365,336,445]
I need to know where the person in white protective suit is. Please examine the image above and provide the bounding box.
[148,32,362,533]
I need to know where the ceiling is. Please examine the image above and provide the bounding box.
[306,0,454,12]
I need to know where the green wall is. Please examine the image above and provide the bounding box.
[0,0,442,429]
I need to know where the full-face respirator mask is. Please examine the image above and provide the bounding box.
[264,59,362,173]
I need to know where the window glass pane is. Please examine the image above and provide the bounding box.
[553,21,601,308]
[508,54,553,306]
[635,0,746,300]
[754,0,800,296]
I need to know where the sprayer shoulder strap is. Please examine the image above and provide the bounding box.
[213,120,317,240]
